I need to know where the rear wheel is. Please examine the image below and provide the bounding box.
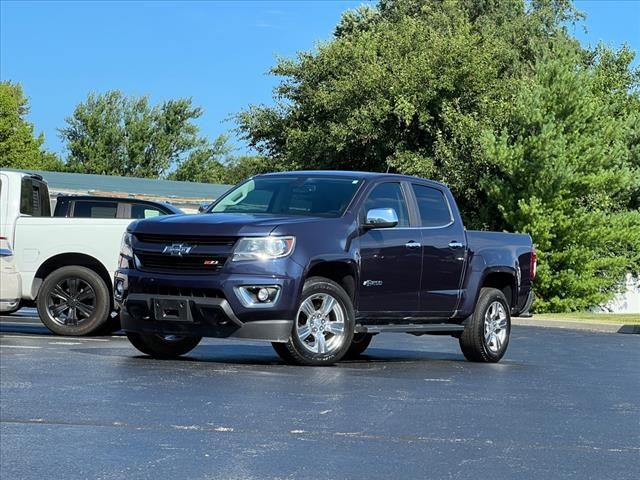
[459,287,511,362]
[126,332,202,359]
[37,266,110,336]
[272,277,354,366]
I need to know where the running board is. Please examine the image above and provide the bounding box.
[356,324,465,334]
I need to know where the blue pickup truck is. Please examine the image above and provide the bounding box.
[115,171,535,365]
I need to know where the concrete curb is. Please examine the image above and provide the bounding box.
[512,318,640,334]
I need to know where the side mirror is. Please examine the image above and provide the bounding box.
[364,208,398,229]
[198,202,211,214]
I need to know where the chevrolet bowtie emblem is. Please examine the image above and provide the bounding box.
[162,244,193,257]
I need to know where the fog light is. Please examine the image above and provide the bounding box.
[114,279,125,301]
[235,285,281,308]
[257,288,270,302]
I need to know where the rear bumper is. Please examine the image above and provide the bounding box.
[0,268,21,312]
[515,290,535,317]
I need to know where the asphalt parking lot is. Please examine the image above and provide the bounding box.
[1,309,639,480]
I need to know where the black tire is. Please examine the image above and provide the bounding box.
[343,333,374,359]
[459,287,511,362]
[275,276,355,366]
[126,332,202,359]
[271,341,297,363]
[37,266,111,336]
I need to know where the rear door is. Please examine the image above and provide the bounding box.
[357,182,422,314]
[410,183,466,316]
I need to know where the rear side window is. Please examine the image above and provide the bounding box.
[363,182,410,227]
[131,204,165,219]
[20,178,51,217]
[73,201,118,218]
[412,184,452,227]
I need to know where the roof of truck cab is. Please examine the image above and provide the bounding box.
[257,170,447,187]
[55,195,183,213]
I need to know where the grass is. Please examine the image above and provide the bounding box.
[533,312,640,325]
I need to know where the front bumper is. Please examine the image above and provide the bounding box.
[115,267,302,342]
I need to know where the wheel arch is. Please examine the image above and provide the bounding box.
[32,253,113,305]
[478,269,517,309]
[304,260,358,303]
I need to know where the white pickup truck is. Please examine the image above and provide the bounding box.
[0,170,131,335]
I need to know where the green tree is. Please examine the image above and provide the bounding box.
[0,81,64,171]
[170,134,231,183]
[171,134,278,185]
[236,0,640,311]
[481,45,640,311]
[60,90,206,178]
[219,155,280,185]
[237,0,582,227]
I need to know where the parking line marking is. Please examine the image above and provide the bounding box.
[0,335,112,342]
[0,321,44,327]
[0,345,42,349]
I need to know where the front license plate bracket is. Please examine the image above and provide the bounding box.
[153,299,191,322]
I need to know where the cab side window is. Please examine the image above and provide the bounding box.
[363,183,410,227]
[131,204,164,219]
[73,200,118,218]
[20,178,51,217]
[412,184,452,227]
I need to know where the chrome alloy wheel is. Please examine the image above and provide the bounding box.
[47,278,96,326]
[295,293,346,354]
[484,301,508,353]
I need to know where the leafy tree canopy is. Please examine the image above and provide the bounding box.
[237,0,640,311]
[481,44,640,311]
[59,90,207,178]
[169,134,278,185]
[0,81,63,171]
[60,90,274,185]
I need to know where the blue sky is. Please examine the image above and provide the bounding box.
[1,0,639,156]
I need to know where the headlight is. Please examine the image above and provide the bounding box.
[232,236,296,261]
[120,232,133,257]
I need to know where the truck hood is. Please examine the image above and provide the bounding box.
[130,213,329,237]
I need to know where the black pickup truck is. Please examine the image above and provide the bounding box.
[115,171,535,365]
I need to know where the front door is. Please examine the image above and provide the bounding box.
[358,182,422,313]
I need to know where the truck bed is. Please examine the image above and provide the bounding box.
[14,217,132,300]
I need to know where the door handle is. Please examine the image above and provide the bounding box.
[448,241,463,248]
[405,242,421,249]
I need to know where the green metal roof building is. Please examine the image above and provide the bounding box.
[29,170,231,201]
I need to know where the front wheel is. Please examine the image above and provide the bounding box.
[272,277,355,366]
[126,332,202,359]
[459,287,511,362]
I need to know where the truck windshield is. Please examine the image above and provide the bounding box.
[209,176,362,217]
